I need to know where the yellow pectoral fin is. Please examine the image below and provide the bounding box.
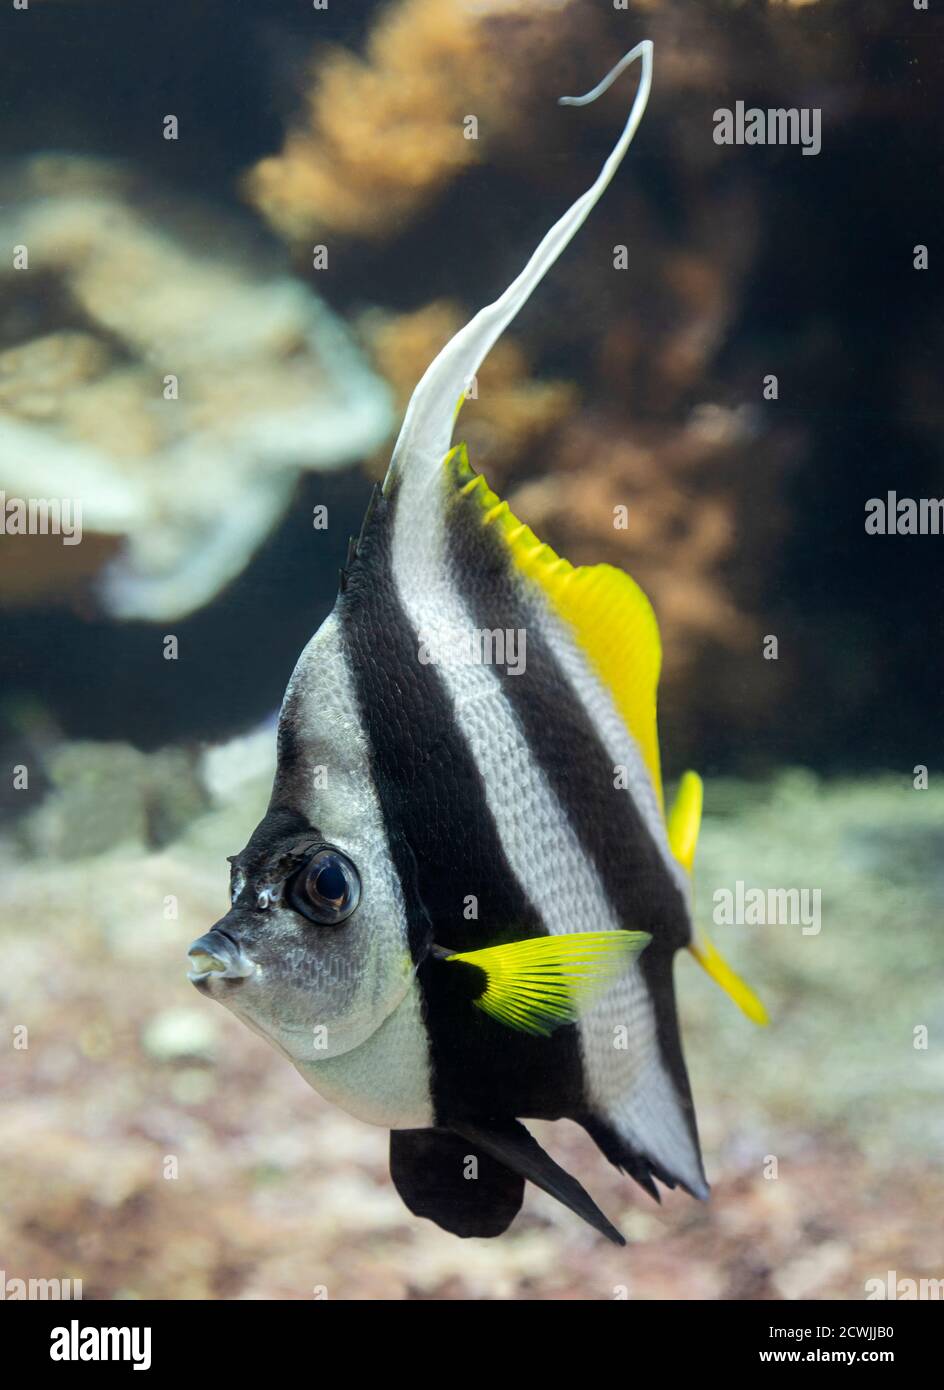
[689,931,768,1026]
[668,770,703,874]
[447,930,651,1037]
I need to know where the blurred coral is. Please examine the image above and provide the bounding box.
[245,0,574,242]
[0,156,393,619]
[20,740,210,860]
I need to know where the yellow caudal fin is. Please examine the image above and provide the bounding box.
[689,934,769,1026]
[446,930,651,1037]
[668,769,703,874]
[446,444,664,808]
[667,770,768,1025]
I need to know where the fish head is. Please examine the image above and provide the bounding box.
[187,612,418,1064]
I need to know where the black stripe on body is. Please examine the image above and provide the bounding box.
[445,482,705,1180]
[336,485,586,1125]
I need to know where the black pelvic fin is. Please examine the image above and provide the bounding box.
[389,1128,524,1238]
[451,1117,625,1246]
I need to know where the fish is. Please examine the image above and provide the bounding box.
[187,39,766,1246]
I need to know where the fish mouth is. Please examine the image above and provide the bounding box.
[187,925,256,988]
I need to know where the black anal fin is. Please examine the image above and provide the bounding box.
[451,1118,626,1246]
[389,1128,524,1238]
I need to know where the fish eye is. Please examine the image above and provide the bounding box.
[287,848,361,925]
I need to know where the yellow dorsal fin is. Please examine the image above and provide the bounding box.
[445,443,664,808]
[668,770,703,874]
[446,930,651,1037]
[689,933,769,1026]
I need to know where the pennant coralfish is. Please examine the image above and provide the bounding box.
[187,40,766,1245]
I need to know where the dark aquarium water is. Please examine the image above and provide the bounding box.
[0,0,941,1315]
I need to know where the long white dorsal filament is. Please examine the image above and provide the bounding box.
[384,39,654,494]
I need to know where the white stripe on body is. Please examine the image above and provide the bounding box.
[282,612,434,1127]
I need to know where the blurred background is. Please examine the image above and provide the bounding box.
[1,0,941,1299]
